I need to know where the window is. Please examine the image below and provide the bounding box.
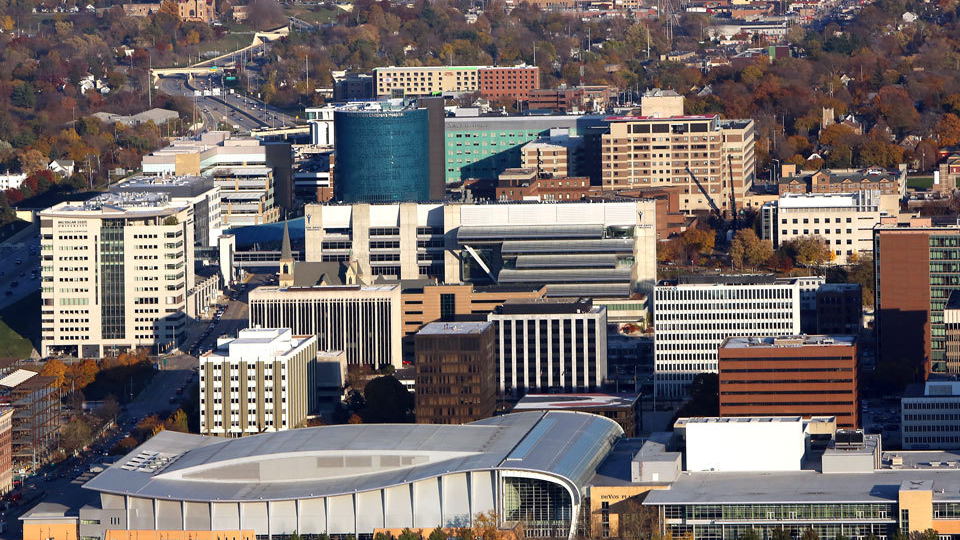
[440,293,456,322]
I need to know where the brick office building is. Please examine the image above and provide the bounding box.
[478,66,540,101]
[414,321,497,424]
[874,219,960,377]
[718,335,859,428]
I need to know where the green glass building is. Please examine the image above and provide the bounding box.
[443,115,608,184]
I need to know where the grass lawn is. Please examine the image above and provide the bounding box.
[286,5,343,24]
[0,291,39,358]
[908,176,935,190]
[199,33,255,57]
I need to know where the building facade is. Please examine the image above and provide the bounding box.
[0,370,59,472]
[399,282,547,361]
[304,200,657,299]
[874,220,960,376]
[477,66,540,101]
[761,191,884,261]
[40,193,195,358]
[373,65,539,101]
[488,298,608,397]
[334,105,431,203]
[111,175,222,247]
[816,283,862,336]
[414,321,497,424]
[778,164,907,198]
[199,328,318,437]
[654,275,802,398]
[718,335,859,428]
[0,407,13,494]
[248,285,402,370]
[140,131,287,223]
[495,169,593,202]
[902,380,960,449]
[444,114,607,184]
[601,114,756,215]
[512,393,641,436]
[24,412,622,540]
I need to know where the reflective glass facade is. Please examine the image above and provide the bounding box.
[100,219,125,340]
[334,109,430,203]
[503,477,573,538]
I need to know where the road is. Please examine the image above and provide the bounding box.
[156,68,298,133]
[0,225,41,311]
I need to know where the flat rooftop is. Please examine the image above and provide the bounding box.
[514,393,640,410]
[721,335,857,349]
[417,321,493,335]
[497,297,594,315]
[664,274,779,286]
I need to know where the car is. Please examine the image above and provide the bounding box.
[14,260,20,265]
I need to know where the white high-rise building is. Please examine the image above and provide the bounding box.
[199,328,327,437]
[40,193,195,358]
[304,200,658,299]
[488,298,607,397]
[654,275,802,398]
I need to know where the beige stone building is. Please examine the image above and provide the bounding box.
[40,193,195,358]
[601,91,756,215]
[374,66,481,97]
[521,140,571,177]
[760,191,884,262]
[199,328,325,437]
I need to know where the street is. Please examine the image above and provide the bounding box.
[0,226,41,311]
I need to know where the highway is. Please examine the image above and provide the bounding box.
[0,225,41,311]
[156,70,299,133]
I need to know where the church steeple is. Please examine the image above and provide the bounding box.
[278,220,294,287]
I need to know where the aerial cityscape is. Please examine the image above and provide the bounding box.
[0,0,959,538]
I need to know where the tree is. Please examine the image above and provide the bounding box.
[11,82,36,109]
[61,415,93,455]
[801,528,819,540]
[938,113,960,147]
[41,359,68,389]
[398,528,420,540]
[246,0,285,29]
[17,149,48,176]
[428,527,448,540]
[97,394,121,422]
[739,530,762,540]
[165,409,189,432]
[374,533,394,540]
[771,528,792,540]
[909,529,938,540]
[360,375,414,423]
[782,236,834,267]
[618,498,659,540]
[729,229,773,269]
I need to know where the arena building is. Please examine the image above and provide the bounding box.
[23,411,622,540]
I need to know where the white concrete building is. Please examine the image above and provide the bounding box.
[40,192,195,357]
[654,275,802,398]
[199,328,319,437]
[0,173,26,190]
[902,380,960,449]
[111,175,222,247]
[248,284,402,370]
[761,191,884,262]
[678,416,806,472]
[304,200,658,298]
[488,298,607,397]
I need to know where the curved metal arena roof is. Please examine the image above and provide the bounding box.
[83,411,623,503]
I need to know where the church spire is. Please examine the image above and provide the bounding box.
[278,220,294,287]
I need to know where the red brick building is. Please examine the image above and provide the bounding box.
[496,168,595,202]
[527,88,583,112]
[478,66,540,101]
[0,408,12,494]
[718,335,859,428]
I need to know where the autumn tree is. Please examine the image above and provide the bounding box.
[61,415,93,455]
[782,236,834,267]
[41,359,68,389]
[937,113,960,148]
[729,229,774,269]
[680,227,716,256]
